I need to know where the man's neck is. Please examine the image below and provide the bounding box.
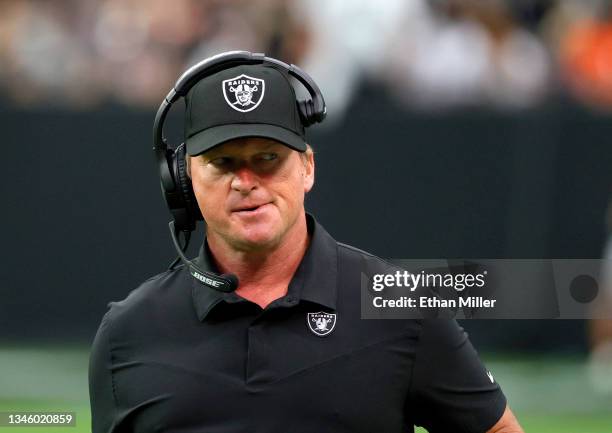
[206,214,310,308]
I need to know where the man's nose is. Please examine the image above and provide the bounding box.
[230,166,258,194]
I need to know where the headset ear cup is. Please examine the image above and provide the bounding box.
[298,99,315,127]
[174,143,202,230]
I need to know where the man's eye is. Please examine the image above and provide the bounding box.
[259,153,278,161]
[209,157,231,166]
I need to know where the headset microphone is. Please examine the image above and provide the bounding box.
[169,221,239,292]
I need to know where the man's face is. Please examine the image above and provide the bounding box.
[236,87,251,104]
[237,91,249,104]
[189,137,314,252]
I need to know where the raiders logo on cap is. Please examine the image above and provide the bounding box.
[307,312,337,337]
[222,74,265,112]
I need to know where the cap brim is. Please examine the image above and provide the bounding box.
[186,124,307,156]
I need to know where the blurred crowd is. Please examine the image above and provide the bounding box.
[1,0,612,116]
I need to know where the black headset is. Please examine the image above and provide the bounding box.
[152,51,326,292]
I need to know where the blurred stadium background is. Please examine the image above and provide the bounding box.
[2,0,612,431]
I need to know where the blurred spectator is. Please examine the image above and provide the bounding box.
[294,0,408,124]
[0,1,97,107]
[558,2,612,109]
[382,0,551,109]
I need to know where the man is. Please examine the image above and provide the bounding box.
[89,55,523,432]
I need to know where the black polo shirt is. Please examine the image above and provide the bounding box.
[89,214,506,433]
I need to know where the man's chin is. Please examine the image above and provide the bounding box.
[228,218,284,251]
[229,230,282,252]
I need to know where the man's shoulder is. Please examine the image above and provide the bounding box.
[115,266,187,306]
[98,266,191,335]
[336,240,404,275]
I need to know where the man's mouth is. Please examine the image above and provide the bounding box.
[232,203,271,214]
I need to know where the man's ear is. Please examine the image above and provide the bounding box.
[303,146,315,193]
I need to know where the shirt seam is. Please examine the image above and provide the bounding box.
[267,329,417,386]
[109,348,119,409]
[404,318,426,425]
[102,310,121,412]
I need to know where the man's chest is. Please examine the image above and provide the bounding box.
[111,307,419,433]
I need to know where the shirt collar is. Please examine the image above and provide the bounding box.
[192,213,338,321]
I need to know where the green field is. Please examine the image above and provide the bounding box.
[0,347,611,433]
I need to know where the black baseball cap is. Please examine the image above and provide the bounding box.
[184,64,307,156]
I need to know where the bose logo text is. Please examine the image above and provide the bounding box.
[192,271,223,287]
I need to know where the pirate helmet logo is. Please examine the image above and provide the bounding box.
[307,312,337,337]
[222,74,265,113]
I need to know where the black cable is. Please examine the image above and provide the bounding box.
[168,229,192,270]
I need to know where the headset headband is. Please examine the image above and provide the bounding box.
[154,51,325,152]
